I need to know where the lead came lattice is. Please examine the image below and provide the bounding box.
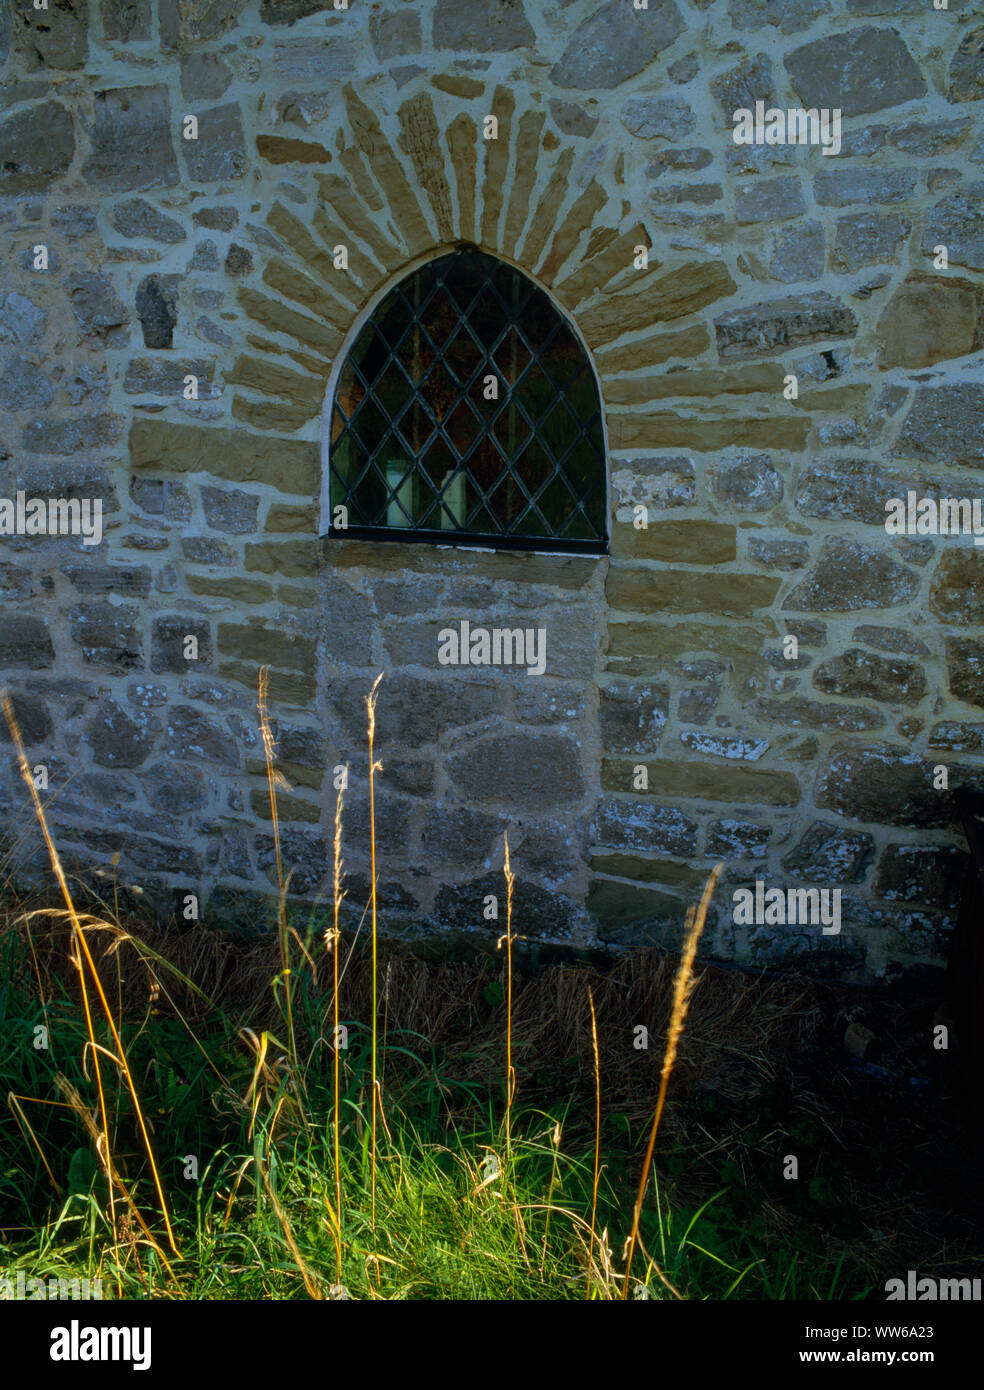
[328,247,609,553]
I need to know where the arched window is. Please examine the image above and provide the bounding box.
[326,248,608,554]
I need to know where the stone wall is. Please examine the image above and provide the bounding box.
[1,0,983,979]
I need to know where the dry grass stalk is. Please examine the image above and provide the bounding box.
[539,1118,563,1276]
[500,833,516,1163]
[257,1157,323,1300]
[330,771,346,1282]
[7,1090,64,1197]
[620,862,723,1299]
[586,985,601,1300]
[366,673,384,1235]
[1,691,179,1276]
[258,667,298,1078]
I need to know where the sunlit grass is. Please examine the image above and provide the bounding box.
[0,678,872,1301]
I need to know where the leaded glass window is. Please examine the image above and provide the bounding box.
[327,248,608,554]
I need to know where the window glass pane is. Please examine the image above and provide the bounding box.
[445,327,484,388]
[330,249,607,550]
[444,398,482,460]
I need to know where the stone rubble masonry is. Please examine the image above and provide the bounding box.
[0,0,981,981]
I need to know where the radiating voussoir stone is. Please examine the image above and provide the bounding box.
[550,99,599,138]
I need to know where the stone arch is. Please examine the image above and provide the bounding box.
[231,83,737,455]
